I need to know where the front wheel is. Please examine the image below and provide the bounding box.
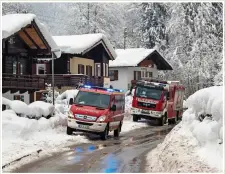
[67,126,73,135]
[133,115,138,122]
[157,114,167,126]
[100,124,109,140]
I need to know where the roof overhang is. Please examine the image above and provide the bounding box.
[138,50,173,70]
[82,39,115,60]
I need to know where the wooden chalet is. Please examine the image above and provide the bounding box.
[43,34,117,88]
[2,13,60,104]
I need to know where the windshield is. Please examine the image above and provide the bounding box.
[74,91,110,109]
[135,86,163,100]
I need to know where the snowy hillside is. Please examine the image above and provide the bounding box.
[146,86,223,172]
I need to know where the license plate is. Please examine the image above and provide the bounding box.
[78,124,89,129]
[142,110,149,114]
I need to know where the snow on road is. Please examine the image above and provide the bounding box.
[146,86,223,173]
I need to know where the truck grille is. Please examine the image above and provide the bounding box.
[137,102,156,109]
[76,121,93,126]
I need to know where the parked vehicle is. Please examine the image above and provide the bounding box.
[131,79,185,126]
[67,85,125,140]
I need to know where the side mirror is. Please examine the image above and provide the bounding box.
[69,98,73,105]
[167,95,170,100]
[111,104,116,111]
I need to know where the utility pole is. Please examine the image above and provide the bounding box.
[51,48,61,106]
[124,27,127,49]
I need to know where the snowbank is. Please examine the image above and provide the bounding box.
[2,109,88,168]
[2,97,12,106]
[125,95,133,114]
[146,86,223,172]
[146,124,219,172]
[2,97,55,119]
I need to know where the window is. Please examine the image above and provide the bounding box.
[13,61,17,74]
[103,63,105,76]
[36,64,46,75]
[14,95,24,102]
[78,64,85,74]
[134,71,141,80]
[105,64,109,77]
[109,70,118,81]
[136,87,163,100]
[74,91,110,109]
[146,72,153,78]
[95,63,101,76]
[86,65,92,76]
[141,71,145,78]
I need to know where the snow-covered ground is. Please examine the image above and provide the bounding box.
[2,90,147,171]
[146,86,223,173]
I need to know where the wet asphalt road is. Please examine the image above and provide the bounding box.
[13,121,175,173]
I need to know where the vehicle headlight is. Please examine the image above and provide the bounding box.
[96,115,106,122]
[68,111,74,119]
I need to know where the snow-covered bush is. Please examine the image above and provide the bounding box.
[2,97,57,119]
[28,101,54,119]
[10,100,31,116]
[43,83,60,104]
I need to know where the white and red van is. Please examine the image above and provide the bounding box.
[67,85,125,140]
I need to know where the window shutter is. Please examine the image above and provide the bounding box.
[90,66,92,76]
[106,64,108,77]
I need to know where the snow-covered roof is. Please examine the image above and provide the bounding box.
[109,48,173,70]
[53,33,116,60]
[2,13,61,58]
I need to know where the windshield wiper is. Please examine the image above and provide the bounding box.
[95,107,106,110]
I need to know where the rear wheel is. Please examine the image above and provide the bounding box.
[67,126,73,135]
[114,123,121,137]
[133,115,138,122]
[100,124,109,140]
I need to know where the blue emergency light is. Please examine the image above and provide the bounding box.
[82,85,123,93]
[84,85,91,89]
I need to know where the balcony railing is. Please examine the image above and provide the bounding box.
[38,74,104,88]
[2,73,104,91]
[2,73,45,90]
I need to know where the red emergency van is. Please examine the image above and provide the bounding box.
[131,79,185,126]
[67,85,125,140]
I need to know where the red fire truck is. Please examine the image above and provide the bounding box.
[131,79,185,126]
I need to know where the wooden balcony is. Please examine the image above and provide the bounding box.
[39,74,104,88]
[2,73,46,90]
